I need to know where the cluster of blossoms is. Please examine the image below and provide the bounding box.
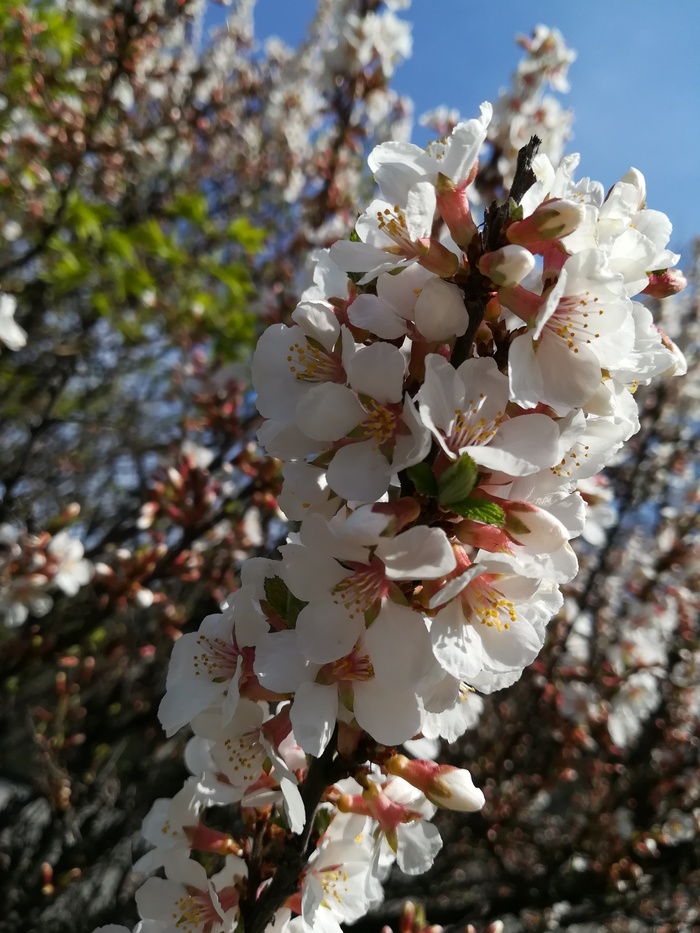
[0,522,92,627]
[101,98,686,933]
[0,293,26,351]
[482,25,575,200]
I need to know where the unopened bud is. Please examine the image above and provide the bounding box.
[478,245,536,287]
[415,237,460,278]
[507,198,585,245]
[184,823,243,856]
[133,587,154,608]
[59,502,81,522]
[497,497,569,553]
[642,268,687,298]
[167,467,184,490]
[371,497,421,534]
[436,173,478,250]
[386,754,485,812]
[617,167,646,209]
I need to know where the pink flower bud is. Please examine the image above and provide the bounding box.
[386,755,485,812]
[371,497,421,534]
[415,237,460,278]
[184,823,243,856]
[167,466,184,490]
[642,268,687,298]
[478,245,536,287]
[436,173,478,250]
[507,198,585,245]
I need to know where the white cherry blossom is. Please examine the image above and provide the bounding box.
[418,354,560,476]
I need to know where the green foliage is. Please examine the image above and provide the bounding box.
[38,192,264,355]
[450,498,506,526]
[437,453,479,506]
[406,462,438,497]
[263,576,307,629]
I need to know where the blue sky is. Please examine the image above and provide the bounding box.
[206,1,699,256]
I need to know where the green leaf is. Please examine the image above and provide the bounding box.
[226,217,266,253]
[406,462,438,497]
[263,576,306,629]
[210,263,249,299]
[509,199,524,221]
[437,453,478,506]
[103,229,137,264]
[450,498,505,527]
[171,193,209,225]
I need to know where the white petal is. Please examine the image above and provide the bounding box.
[353,680,422,745]
[296,383,364,441]
[376,526,456,580]
[327,442,390,502]
[296,598,366,664]
[291,682,338,756]
[430,601,484,680]
[396,820,443,874]
[347,342,405,403]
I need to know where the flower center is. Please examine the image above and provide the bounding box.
[466,578,517,631]
[449,395,504,451]
[376,204,416,254]
[287,338,343,384]
[193,634,240,683]
[360,399,400,449]
[172,888,220,933]
[549,291,605,353]
[322,645,375,684]
[331,559,387,620]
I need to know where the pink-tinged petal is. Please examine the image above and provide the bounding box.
[440,103,492,182]
[376,526,456,580]
[353,680,422,745]
[257,419,319,460]
[508,332,544,410]
[329,240,410,284]
[291,300,340,351]
[532,271,568,339]
[393,397,432,471]
[232,587,270,646]
[471,413,559,475]
[327,442,390,502]
[291,682,338,756]
[301,876,325,929]
[135,877,188,921]
[296,598,366,665]
[505,503,570,552]
[477,613,541,669]
[347,342,405,404]
[414,278,468,340]
[296,383,364,442]
[538,331,601,412]
[280,776,305,834]
[396,820,443,875]
[369,141,433,203]
[252,324,308,420]
[299,506,389,564]
[280,541,348,600]
[455,356,510,420]
[254,631,318,693]
[364,603,433,685]
[405,182,437,240]
[431,601,484,680]
[429,566,482,610]
[419,354,465,437]
[348,293,407,339]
